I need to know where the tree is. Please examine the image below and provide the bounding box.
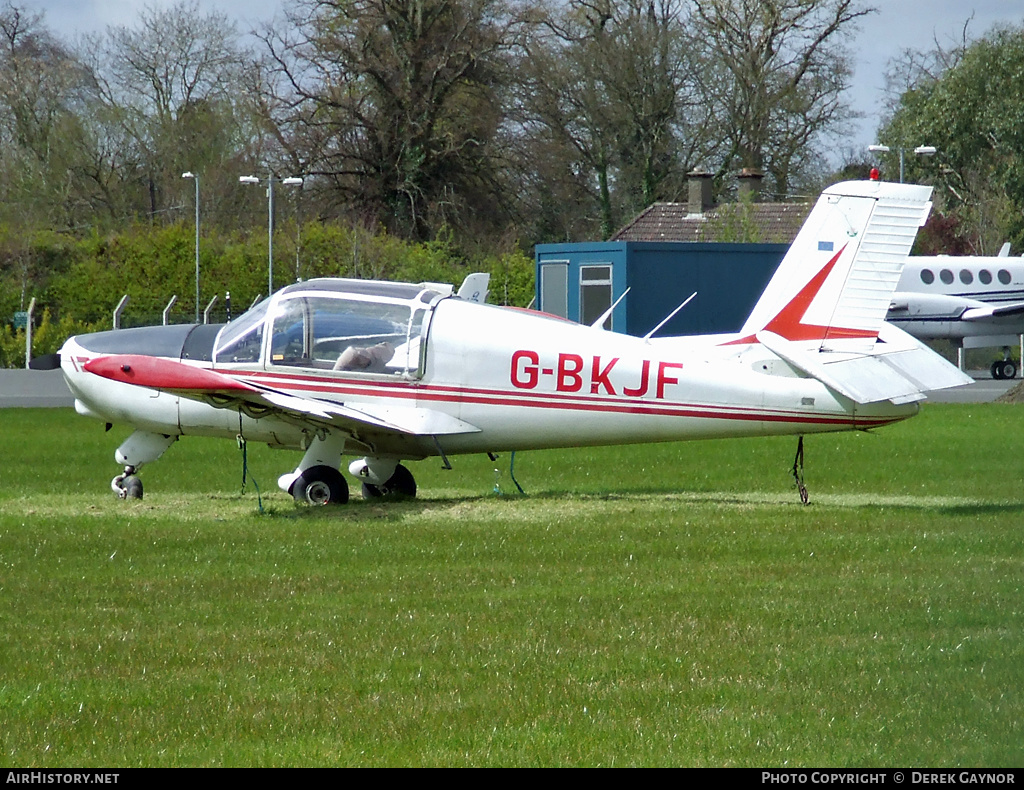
[692,0,869,196]
[880,22,1024,254]
[87,0,256,226]
[514,0,711,239]
[257,0,530,242]
[0,2,95,228]
[0,3,99,316]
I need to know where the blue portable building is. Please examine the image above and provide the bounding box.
[534,241,789,338]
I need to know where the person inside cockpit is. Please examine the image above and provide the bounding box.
[333,341,395,372]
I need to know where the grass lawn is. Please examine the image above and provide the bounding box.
[0,405,1021,766]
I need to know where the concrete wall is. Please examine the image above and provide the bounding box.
[0,370,74,408]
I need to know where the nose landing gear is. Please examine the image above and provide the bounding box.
[111,466,144,499]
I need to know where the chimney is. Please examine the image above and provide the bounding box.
[737,167,764,202]
[687,169,714,215]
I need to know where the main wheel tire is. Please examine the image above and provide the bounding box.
[292,465,349,505]
[361,463,417,500]
[992,361,1005,380]
[1000,360,1018,379]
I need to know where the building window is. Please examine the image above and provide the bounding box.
[580,265,613,329]
[540,261,569,318]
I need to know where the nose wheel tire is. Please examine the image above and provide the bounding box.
[122,475,144,500]
[361,463,417,500]
[291,465,349,505]
[112,467,144,500]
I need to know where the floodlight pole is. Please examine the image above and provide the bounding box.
[268,175,274,297]
[182,172,200,322]
[24,296,35,369]
[240,174,304,297]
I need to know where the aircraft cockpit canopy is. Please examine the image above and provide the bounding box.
[212,279,446,376]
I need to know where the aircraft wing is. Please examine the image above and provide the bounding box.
[83,354,480,437]
[961,301,1024,320]
[889,291,1024,322]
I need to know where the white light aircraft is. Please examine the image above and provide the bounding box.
[53,180,971,504]
[887,244,1024,379]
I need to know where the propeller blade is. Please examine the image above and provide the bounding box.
[28,353,61,371]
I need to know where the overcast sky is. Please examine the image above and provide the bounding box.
[24,0,1024,158]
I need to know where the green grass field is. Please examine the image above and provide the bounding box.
[1,405,1022,767]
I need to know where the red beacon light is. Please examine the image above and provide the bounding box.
[869,167,880,181]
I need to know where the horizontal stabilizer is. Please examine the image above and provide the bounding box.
[875,322,975,392]
[757,327,972,405]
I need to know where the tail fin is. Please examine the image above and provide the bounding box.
[734,180,972,404]
[739,180,932,352]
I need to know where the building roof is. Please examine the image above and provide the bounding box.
[611,200,812,244]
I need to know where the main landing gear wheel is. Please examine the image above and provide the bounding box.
[361,464,417,501]
[991,360,1018,380]
[291,465,349,505]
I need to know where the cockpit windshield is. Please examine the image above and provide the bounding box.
[212,296,270,364]
[212,280,441,376]
[269,295,428,374]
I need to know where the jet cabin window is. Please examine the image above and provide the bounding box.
[268,295,427,376]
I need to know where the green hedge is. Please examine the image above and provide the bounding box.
[0,222,535,367]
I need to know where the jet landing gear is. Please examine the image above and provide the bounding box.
[277,432,351,505]
[991,350,1018,380]
[277,438,417,506]
[359,465,416,500]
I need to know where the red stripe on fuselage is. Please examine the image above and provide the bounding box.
[231,369,897,430]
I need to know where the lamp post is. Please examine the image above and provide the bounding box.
[239,174,304,296]
[181,171,200,322]
[868,144,937,183]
